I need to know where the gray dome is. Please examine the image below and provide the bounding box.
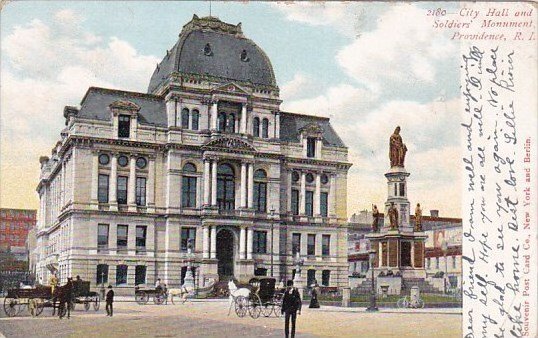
[148,15,277,93]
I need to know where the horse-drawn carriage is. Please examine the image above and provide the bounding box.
[231,277,284,319]
[134,285,167,305]
[3,279,100,317]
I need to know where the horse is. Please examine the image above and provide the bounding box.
[52,281,73,319]
[227,279,251,316]
[168,285,192,304]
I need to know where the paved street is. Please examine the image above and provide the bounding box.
[0,299,461,338]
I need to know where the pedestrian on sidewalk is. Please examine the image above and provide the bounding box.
[106,285,114,317]
[309,280,320,309]
[281,280,302,338]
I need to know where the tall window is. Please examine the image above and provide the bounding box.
[218,112,226,132]
[291,189,299,215]
[435,257,440,269]
[262,118,269,138]
[182,163,197,208]
[98,224,109,250]
[96,264,108,284]
[192,110,200,130]
[98,174,109,203]
[253,117,260,137]
[253,231,267,254]
[305,191,314,216]
[118,115,130,138]
[227,113,236,133]
[117,225,128,251]
[307,137,316,158]
[181,108,190,129]
[217,164,235,210]
[322,235,330,256]
[136,177,146,206]
[452,256,457,269]
[322,270,330,286]
[307,269,316,287]
[253,169,267,212]
[136,226,147,249]
[116,265,128,285]
[135,266,146,285]
[427,258,431,269]
[292,233,301,254]
[181,227,196,252]
[320,192,328,217]
[117,176,128,205]
[307,234,316,255]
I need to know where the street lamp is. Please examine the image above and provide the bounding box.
[100,271,105,300]
[441,238,448,294]
[366,249,378,312]
[270,208,275,277]
[183,238,195,289]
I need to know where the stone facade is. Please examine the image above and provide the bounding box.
[34,16,351,292]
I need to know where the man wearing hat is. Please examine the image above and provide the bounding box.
[281,280,302,338]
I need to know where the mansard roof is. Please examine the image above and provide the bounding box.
[148,15,277,94]
[78,87,166,126]
[279,112,346,148]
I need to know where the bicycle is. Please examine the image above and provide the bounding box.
[396,295,424,308]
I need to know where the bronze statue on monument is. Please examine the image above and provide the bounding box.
[414,203,423,231]
[372,204,380,232]
[388,202,399,230]
[389,126,407,168]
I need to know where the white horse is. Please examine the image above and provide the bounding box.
[227,280,250,316]
[168,285,192,304]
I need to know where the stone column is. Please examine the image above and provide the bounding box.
[240,162,247,208]
[299,172,306,215]
[246,227,253,260]
[315,138,322,159]
[247,163,254,209]
[147,157,155,212]
[202,227,210,259]
[128,155,137,211]
[314,172,321,216]
[378,241,383,268]
[287,170,293,213]
[210,226,217,259]
[90,152,99,209]
[240,227,246,259]
[274,111,280,139]
[109,154,118,211]
[210,100,218,130]
[211,159,218,206]
[240,103,247,134]
[329,174,336,217]
[203,159,211,206]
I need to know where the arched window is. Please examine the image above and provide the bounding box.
[181,108,190,129]
[253,117,260,137]
[218,112,226,132]
[254,169,267,212]
[227,113,236,133]
[217,164,235,210]
[262,118,269,138]
[191,109,200,130]
[182,163,197,208]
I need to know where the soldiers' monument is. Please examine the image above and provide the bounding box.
[367,127,427,294]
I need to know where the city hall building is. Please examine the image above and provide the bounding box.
[34,15,351,291]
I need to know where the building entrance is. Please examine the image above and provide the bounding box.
[217,229,235,279]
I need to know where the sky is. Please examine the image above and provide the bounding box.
[0,1,462,217]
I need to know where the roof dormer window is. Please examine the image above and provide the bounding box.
[240,49,249,62]
[204,43,213,56]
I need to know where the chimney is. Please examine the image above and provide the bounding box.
[430,210,439,217]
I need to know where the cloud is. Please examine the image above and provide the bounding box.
[0,9,159,209]
[335,4,457,91]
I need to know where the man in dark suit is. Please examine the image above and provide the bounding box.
[106,285,114,317]
[281,280,302,338]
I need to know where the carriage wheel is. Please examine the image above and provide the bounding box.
[234,296,248,318]
[262,302,274,317]
[84,297,91,311]
[93,296,100,311]
[3,296,21,317]
[135,291,149,305]
[154,293,165,305]
[249,295,262,319]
